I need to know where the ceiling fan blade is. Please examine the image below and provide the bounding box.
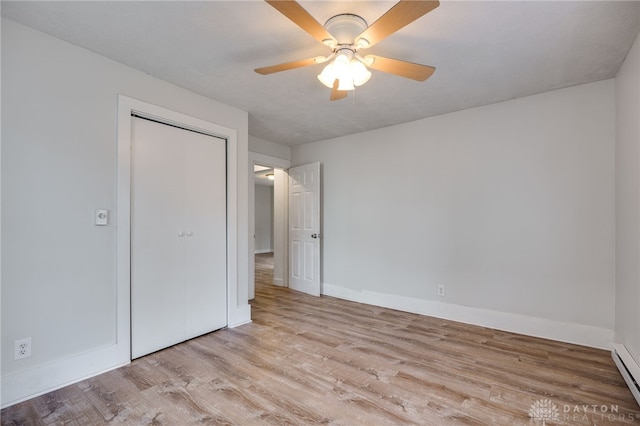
[355,0,440,49]
[254,57,320,75]
[365,55,435,81]
[330,79,348,101]
[266,0,337,46]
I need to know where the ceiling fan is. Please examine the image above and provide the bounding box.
[255,0,440,101]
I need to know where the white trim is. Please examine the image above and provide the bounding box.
[1,96,250,409]
[322,283,614,350]
[115,97,133,365]
[249,152,291,297]
[255,249,274,254]
[1,345,126,409]
[612,344,640,406]
[118,95,249,334]
[612,343,640,384]
[250,152,291,170]
[272,168,289,288]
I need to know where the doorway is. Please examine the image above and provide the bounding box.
[255,252,275,285]
[130,116,227,358]
[254,165,274,256]
[248,152,291,300]
[116,95,247,365]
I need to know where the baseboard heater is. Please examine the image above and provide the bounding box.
[612,343,640,406]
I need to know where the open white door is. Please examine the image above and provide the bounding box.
[288,162,321,296]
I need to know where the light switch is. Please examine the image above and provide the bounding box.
[95,209,109,226]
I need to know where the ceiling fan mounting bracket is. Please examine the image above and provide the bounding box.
[324,13,368,48]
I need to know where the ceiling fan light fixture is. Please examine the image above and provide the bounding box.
[257,0,440,100]
[317,62,337,88]
[332,52,352,86]
[317,50,370,91]
[351,59,371,87]
[337,77,355,91]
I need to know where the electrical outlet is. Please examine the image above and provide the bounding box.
[15,338,32,360]
[437,284,446,297]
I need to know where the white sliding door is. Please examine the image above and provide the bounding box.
[131,116,227,359]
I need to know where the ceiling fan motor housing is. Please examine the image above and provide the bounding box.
[323,14,368,48]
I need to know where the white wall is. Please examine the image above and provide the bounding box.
[1,19,250,406]
[615,32,640,364]
[255,184,274,253]
[292,80,616,348]
[249,135,291,161]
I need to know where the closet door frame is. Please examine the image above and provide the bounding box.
[116,95,244,364]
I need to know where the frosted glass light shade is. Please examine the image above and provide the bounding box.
[317,62,336,88]
[351,60,371,87]
[317,53,371,91]
[337,77,355,91]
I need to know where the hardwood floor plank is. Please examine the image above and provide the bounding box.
[2,253,638,425]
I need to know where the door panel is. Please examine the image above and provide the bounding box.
[289,162,321,296]
[304,191,314,229]
[131,118,186,357]
[183,131,227,338]
[304,241,315,281]
[291,192,302,230]
[291,240,301,279]
[131,117,227,359]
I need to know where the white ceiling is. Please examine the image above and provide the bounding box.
[3,1,639,146]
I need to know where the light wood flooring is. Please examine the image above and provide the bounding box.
[2,253,638,425]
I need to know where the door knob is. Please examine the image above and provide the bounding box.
[186,232,193,237]
[177,232,185,237]
[311,233,320,239]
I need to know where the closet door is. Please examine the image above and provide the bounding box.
[131,116,227,359]
[183,129,227,338]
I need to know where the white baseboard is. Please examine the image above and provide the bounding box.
[228,303,251,328]
[3,303,252,409]
[1,344,129,409]
[1,285,613,409]
[612,343,640,406]
[322,283,614,350]
[229,319,253,328]
[254,249,273,254]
